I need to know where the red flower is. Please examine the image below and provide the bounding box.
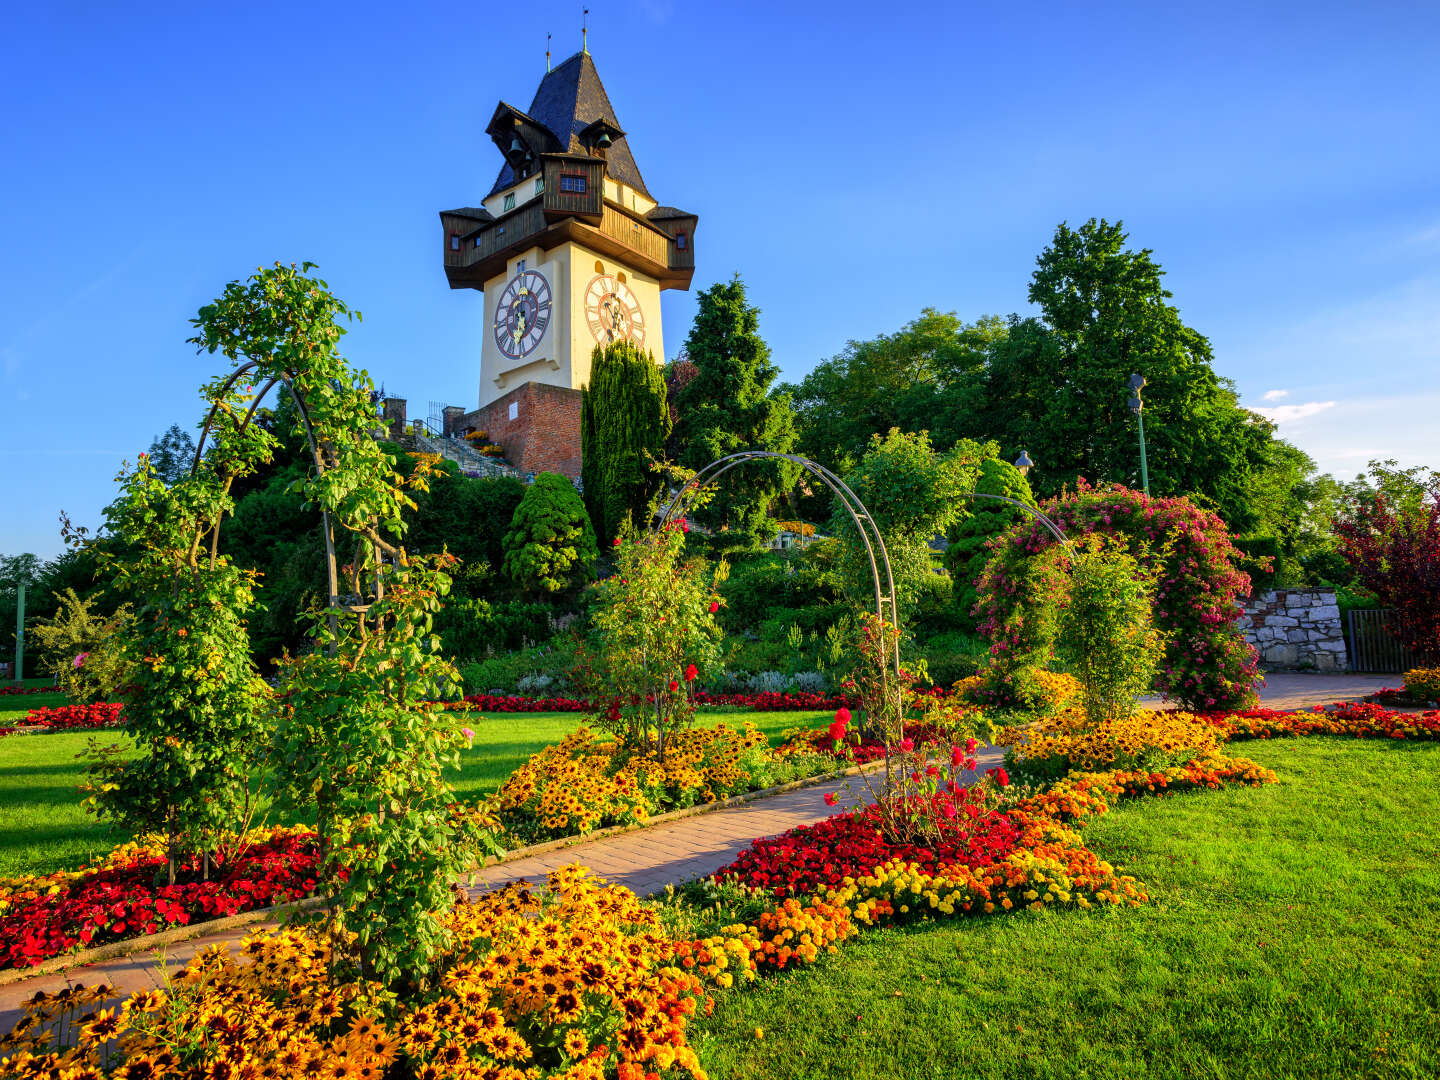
[668,680,680,693]
[708,601,720,614]
[824,792,838,806]
[684,663,699,682]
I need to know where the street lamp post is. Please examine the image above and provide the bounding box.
[1127,374,1150,498]
[12,583,24,687]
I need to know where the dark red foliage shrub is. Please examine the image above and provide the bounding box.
[1334,488,1440,663]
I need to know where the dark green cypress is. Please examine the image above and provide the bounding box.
[580,341,671,544]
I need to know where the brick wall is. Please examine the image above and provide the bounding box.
[459,383,583,480]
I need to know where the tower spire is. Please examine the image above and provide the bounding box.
[582,7,589,54]
[546,32,551,71]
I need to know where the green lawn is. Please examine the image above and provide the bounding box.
[691,738,1440,1080]
[0,707,828,879]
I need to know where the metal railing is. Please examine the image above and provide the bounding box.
[1346,608,1420,673]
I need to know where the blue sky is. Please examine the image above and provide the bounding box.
[4,0,1438,558]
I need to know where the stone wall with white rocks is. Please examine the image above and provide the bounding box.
[1238,589,1348,672]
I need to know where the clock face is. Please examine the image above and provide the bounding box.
[584,274,646,348]
[493,269,552,360]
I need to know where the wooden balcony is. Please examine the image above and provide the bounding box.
[443,195,694,291]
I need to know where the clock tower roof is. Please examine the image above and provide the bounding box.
[486,51,650,200]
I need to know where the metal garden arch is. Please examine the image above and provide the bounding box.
[655,451,1074,731]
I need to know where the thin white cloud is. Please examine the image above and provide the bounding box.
[1253,400,1337,423]
[1261,389,1289,401]
[1255,393,1440,478]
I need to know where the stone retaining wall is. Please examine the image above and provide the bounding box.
[1238,589,1348,672]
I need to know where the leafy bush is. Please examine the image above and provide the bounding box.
[1055,542,1167,724]
[583,526,722,760]
[790,670,828,694]
[747,671,789,694]
[458,639,577,694]
[1402,668,1440,704]
[515,673,554,695]
[30,589,131,704]
[918,630,987,688]
[435,598,553,660]
[945,456,1036,628]
[1232,535,1280,593]
[975,483,1260,710]
[501,472,597,595]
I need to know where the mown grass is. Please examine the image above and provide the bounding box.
[0,707,828,879]
[691,738,1440,1080]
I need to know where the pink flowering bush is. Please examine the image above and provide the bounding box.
[974,482,1260,711]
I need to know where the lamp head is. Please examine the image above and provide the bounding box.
[1128,392,1143,415]
[1128,373,1146,392]
[1014,449,1034,476]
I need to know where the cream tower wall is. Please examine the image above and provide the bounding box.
[478,239,665,408]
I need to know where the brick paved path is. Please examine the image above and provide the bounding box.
[0,672,1400,1027]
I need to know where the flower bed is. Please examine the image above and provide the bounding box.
[776,720,962,765]
[449,687,961,715]
[715,794,1024,899]
[6,697,1404,1077]
[0,827,321,970]
[0,685,58,697]
[1199,701,1440,742]
[493,724,836,844]
[4,867,710,1079]
[998,707,1225,781]
[19,702,124,731]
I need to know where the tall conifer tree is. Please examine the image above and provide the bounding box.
[580,341,671,544]
[673,275,799,542]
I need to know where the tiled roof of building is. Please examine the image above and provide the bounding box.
[441,207,495,222]
[487,52,650,199]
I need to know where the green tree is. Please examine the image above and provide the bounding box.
[830,430,990,627]
[144,423,199,485]
[580,341,671,544]
[784,309,1005,470]
[182,262,489,988]
[944,456,1036,628]
[583,524,722,761]
[982,219,1282,531]
[673,276,799,542]
[502,473,598,595]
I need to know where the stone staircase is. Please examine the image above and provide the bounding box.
[410,431,522,480]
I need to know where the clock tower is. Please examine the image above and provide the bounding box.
[439,51,697,479]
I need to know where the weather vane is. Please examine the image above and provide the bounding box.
[582,7,589,53]
[546,32,552,71]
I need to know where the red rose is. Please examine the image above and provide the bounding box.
[684,663,699,682]
[823,792,838,806]
[708,600,720,614]
[668,680,679,692]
